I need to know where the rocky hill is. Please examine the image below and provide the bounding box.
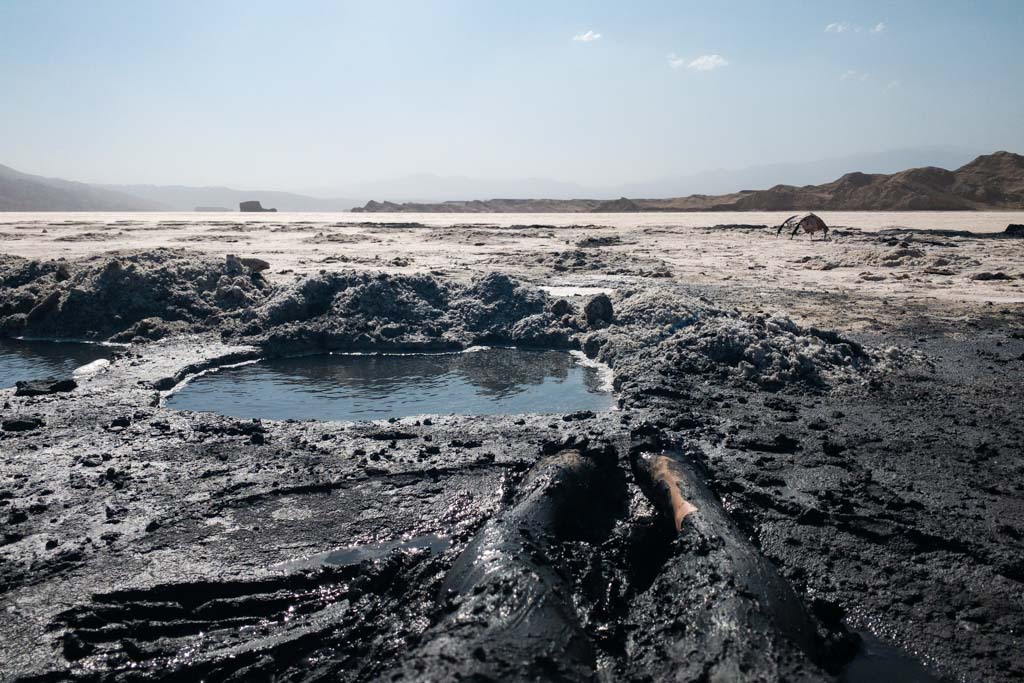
[4,152,1021,213]
[354,152,1024,213]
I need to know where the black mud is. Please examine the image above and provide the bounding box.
[0,249,1021,682]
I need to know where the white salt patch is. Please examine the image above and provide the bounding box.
[570,350,615,393]
[540,286,615,297]
[72,359,110,377]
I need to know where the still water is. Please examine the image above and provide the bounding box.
[0,338,112,388]
[167,348,614,421]
[843,632,945,683]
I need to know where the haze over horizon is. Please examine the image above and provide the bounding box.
[2,1,1023,195]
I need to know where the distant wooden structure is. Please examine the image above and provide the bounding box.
[776,212,829,240]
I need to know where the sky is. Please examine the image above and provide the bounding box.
[1,0,1023,192]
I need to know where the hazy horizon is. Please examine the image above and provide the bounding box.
[2,1,1023,194]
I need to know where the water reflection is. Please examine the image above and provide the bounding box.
[0,338,112,388]
[168,348,614,420]
[842,632,944,683]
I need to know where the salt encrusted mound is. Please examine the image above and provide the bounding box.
[584,287,887,391]
[630,313,867,390]
[255,270,573,352]
[0,250,273,342]
[0,251,905,390]
[0,251,576,349]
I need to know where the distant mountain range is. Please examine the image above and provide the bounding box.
[97,184,360,212]
[1,149,1021,213]
[355,152,1024,213]
[0,165,360,212]
[306,147,983,201]
[0,163,157,211]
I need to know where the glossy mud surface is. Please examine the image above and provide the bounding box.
[0,338,111,388]
[167,349,614,420]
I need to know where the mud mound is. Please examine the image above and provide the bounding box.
[797,239,983,277]
[584,288,887,392]
[0,250,273,342]
[0,253,576,351]
[654,314,866,389]
[254,270,574,353]
[531,249,672,278]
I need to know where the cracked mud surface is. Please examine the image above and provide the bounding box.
[1,218,1022,682]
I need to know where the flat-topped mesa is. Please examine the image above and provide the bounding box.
[239,200,277,213]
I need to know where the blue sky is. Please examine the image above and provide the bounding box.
[1,0,1022,190]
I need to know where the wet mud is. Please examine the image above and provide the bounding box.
[0,246,1022,682]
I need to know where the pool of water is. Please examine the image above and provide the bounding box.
[0,338,113,388]
[274,534,452,572]
[843,632,944,682]
[167,348,614,421]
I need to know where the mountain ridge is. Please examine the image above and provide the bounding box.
[354,152,1024,213]
[0,164,164,211]
[2,151,1021,213]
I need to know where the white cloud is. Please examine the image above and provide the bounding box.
[687,54,729,72]
[841,69,870,82]
[667,53,685,69]
[828,21,886,35]
[886,80,900,89]
[572,30,601,42]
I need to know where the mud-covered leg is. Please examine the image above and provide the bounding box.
[393,448,619,682]
[626,441,831,682]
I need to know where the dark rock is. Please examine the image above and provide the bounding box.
[8,508,28,524]
[550,298,571,316]
[2,416,45,432]
[583,293,613,327]
[970,271,1013,281]
[240,257,270,273]
[14,377,77,396]
[1005,224,1024,236]
[576,235,622,248]
[239,200,277,213]
[27,289,61,322]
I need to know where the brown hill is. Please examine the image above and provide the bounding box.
[354,152,1024,212]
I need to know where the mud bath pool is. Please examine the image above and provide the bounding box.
[0,338,111,388]
[166,348,615,420]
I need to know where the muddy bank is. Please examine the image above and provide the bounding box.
[1,249,1022,681]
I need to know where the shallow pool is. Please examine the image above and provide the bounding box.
[842,631,944,683]
[167,348,615,421]
[0,338,112,388]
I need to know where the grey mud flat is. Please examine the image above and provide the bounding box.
[0,242,1021,682]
